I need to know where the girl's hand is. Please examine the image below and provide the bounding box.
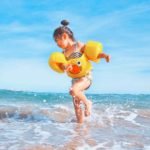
[106,55,110,62]
[58,63,72,72]
[64,64,73,72]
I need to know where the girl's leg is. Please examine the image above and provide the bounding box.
[72,97,84,123]
[70,78,92,117]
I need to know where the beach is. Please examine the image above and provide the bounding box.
[0,89,150,150]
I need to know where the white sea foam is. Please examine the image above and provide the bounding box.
[145,145,150,150]
[77,141,123,150]
[33,125,51,143]
[43,99,47,103]
[53,104,71,111]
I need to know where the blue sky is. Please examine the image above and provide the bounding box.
[0,0,150,93]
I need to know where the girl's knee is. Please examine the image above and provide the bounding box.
[70,88,78,96]
[69,87,73,95]
[70,87,78,96]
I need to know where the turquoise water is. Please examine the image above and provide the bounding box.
[0,89,150,150]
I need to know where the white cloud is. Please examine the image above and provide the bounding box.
[0,58,71,92]
[83,2,150,34]
[0,36,57,59]
[0,22,52,34]
[92,66,150,94]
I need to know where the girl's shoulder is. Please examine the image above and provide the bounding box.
[77,41,85,53]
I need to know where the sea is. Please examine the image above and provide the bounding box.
[0,89,150,150]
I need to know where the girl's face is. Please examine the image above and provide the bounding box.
[55,33,69,49]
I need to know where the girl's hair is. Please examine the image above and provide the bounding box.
[53,20,75,41]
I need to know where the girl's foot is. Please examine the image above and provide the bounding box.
[85,100,92,117]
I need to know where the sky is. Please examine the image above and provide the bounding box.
[0,0,150,94]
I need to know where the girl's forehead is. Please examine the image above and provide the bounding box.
[55,36,62,42]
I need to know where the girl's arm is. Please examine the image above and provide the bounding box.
[97,53,110,62]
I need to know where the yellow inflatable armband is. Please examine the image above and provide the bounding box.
[84,41,103,62]
[48,52,67,73]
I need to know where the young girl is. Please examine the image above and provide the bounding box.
[53,20,110,123]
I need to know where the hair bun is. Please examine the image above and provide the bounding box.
[61,20,69,26]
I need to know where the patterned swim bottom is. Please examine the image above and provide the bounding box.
[71,71,92,90]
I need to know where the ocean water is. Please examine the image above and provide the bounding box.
[0,89,150,150]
